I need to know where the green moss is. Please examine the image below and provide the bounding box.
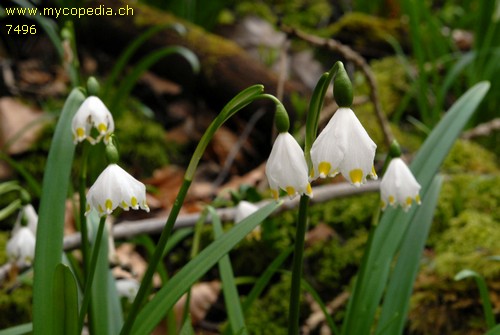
[0,284,33,328]
[326,12,406,51]
[245,275,298,335]
[114,110,171,178]
[442,139,499,174]
[430,174,500,245]
[0,232,8,264]
[305,229,368,296]
[434,210,500,279]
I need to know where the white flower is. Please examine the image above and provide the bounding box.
[72,96,114,144]
[7,227,36,267]
[380,157,421,211]
[116,278,140,303]
[85,164,150,217]
[266,132,312,199]
[12,204,38,236]
[235,201,259,223]
[310,107,377,186]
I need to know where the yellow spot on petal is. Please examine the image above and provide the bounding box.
[415,194,421,204]
[406,197,413,207]
[380,200,386,210]
[318,162,331,178]
[285,186,296,197]
[98,204,104,213]
[76,127,85,138]
[371,166,378,179]
[306,183,313,196]
[388,195,395,205]
[97,123,107,134]
[105,199,113,211]
[349,169,363,186]
[271,189,279,200]
[121,201,128,208]
[131,197,138,207]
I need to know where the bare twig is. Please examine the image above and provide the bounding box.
[62,181,380,251]
[281,25,394,148]
[462,118,500,140]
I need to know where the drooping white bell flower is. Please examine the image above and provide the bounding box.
[310,107,377,186]
[380,157,421,211]
[7,227,36,267]
[72,96,115,144]
[85,164,150,217]
[12,204,38,236]
[266,132,312,200]
[116,278,140,303]
[234,201,259,223]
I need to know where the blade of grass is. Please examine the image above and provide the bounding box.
[103,23,185,98]
[301,277,340,335]
[242,246,293,313]
[32,88,85,335]
[376,175,443,335]
[341,82,490,335]
[0,323,33,335]
[52,263,79,335]
[130,201,282,335]
[109,46,199,116]
[455,269,496,330]
[208,206,247,335]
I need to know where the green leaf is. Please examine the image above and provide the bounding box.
[209,207,247,335]
[130,201,282,335]
[341,81,490,335]
[455,269,496,329]
[32,88,85,335]
[242,246,293,313]
[109,46,199,115]
[376,175,443,335]
[0,323,33,335]
[301,278,340,335]
[179,316,195,335]
[52,263,79,335]
[103,23,185,98]
[485,324,500,335]
[88,213,123,335]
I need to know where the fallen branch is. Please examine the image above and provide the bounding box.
[281,25,394,148]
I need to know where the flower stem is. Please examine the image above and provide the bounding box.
[78,216,106,333]
[288,195,310,335]
[120,179,192,335]
[79,143,90,278]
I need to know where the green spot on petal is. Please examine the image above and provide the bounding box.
[105,199,113,210]
[131,197,138,207]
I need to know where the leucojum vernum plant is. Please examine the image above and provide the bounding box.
[2,56,490,334]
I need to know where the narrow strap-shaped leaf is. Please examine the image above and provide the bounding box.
[485,324,500,335]
[52,263,79,335]
[376,175,443,335]
[242,246,293,313]
[341,82,490,335]
[0,323,33,335]
[301,277,340,335]
[209,206,247,335]
[455,269,496,329]
[130,201,282,335]
[109,46,199,115]
[32,88,85,335]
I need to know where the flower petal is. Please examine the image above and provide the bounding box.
[266,132,312,199]
[86,164,150,217]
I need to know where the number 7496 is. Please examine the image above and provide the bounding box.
[6,24,37,34]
